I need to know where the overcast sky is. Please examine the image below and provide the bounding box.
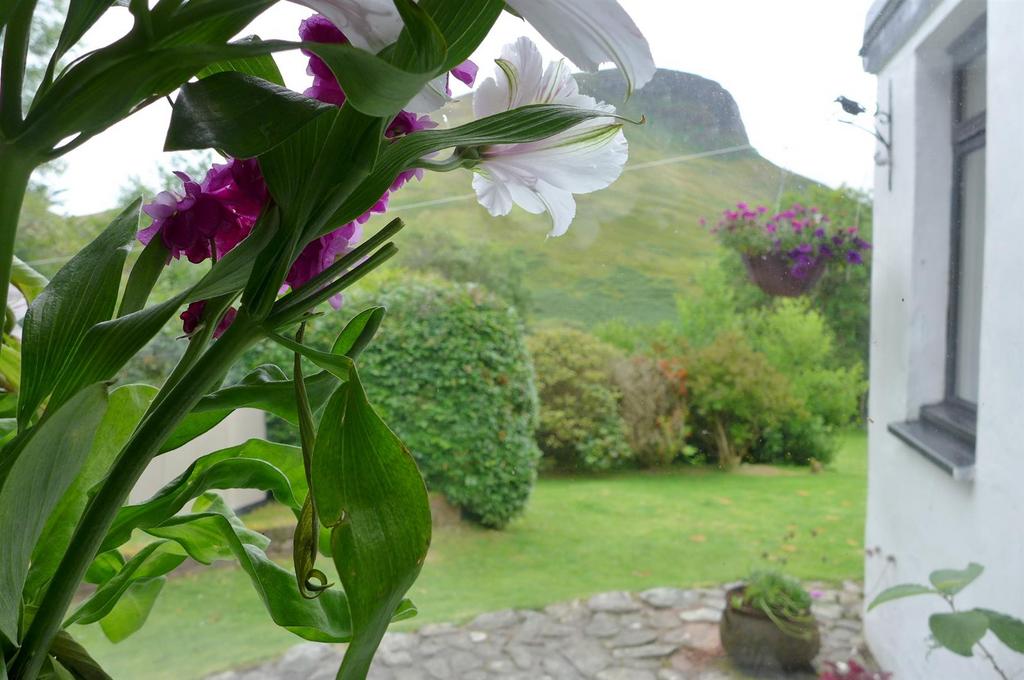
[48,1,879,215]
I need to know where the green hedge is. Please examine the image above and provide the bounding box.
[354,278,541,528]
[528,327,632,471]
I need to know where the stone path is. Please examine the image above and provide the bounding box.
[207,582,873,680]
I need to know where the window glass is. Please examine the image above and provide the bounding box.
[955,146,986,402]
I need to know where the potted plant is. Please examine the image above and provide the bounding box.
[705,202,870,297]
[720,570,821,672]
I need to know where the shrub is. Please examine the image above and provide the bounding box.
[611,355,690,467]
[528,327,632,471]
[745,298,865,428]
[684,331,826,468]
[352,277,541,528]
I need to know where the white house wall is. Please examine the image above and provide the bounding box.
[865,0,1024,677]
[129,408,268,511]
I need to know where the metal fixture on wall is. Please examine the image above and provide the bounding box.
[835,80,893,190]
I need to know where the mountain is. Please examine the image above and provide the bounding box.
[381,68,813,326]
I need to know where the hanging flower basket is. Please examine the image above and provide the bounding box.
[742,252,826,297]
[703,201,870,298]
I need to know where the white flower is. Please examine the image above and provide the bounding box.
[470,37,628,237]
[505,0,656,95]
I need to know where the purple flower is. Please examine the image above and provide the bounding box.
[286,222,363,309]
[140,172,245,264]
[853,237,872,250]
[450,60,479,90]
[818,244,834,259]
[181,301,237,338]
[814,227,826,239]
[846,250,864,265]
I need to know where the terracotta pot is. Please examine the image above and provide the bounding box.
[742,252,826,297]
[719,586,820,673]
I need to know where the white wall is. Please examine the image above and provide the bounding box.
[864,1,1024,677]
[130,408,268,511]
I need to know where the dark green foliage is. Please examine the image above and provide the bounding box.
[528,327,632,471]
[352,277,540,528]
[684,331,813,469]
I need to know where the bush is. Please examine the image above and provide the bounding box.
[684,331,829,468]
[354,277,541,528]
[745,298,865,428]
[528,327,632,471]
[611,355,690,467]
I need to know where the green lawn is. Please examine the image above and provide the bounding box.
[75,432,867,679]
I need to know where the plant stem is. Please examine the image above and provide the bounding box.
[0,147,33,339]
[0,0,38,137]
[976,642,1010,680]
[10,316,260,680]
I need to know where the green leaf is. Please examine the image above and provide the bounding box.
[27,3,279,148]
[49,630,113,680]
[415,0,504,73]
[0,384,108,643]
[930,563,984,595]
[36,0,119,95]
[269,332,353,381]
[291,330,327,599]
[867,583,937,611]
[171,365,338,449]
[196,35,285,86]
[18,201,139,426]
[315,369,431,678]
[85,551,125,586]
[165,72,334,158]
[146,493,269,563]
[98,577,165,643]
[102,439,306,552]
[10,256,49,303]
[66,541,186,626]
[929,610,989,657]
[49,209,277,413]
[977,609,1024,653]
[332,306,385,360]
[118,236,168,317]
[25,384,157,604]
[145,503,355,642]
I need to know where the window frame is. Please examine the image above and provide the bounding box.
[944,19,986,410]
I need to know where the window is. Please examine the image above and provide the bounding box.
[947,34,986,406]
[888,19,986,479]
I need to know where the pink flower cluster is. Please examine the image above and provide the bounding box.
[140,13,476,337]
[707,201,871,279]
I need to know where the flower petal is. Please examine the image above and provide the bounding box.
[472,172,514,218]
[507,0,655,95]
[288,0,403,52]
